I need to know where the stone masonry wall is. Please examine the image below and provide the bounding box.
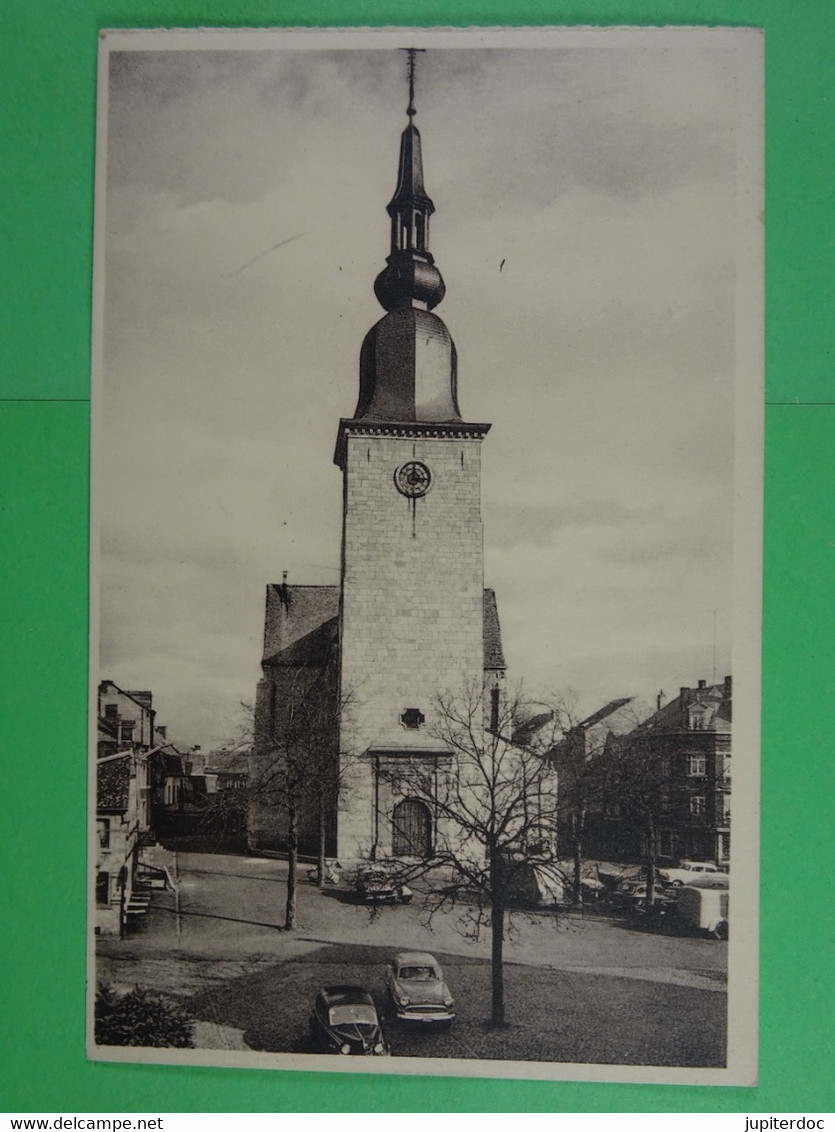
[337,431,485,860]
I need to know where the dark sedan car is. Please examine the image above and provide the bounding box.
[309,986,390,1056]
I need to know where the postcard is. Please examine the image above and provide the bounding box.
[89,25,763,1085]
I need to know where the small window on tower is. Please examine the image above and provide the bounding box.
[400,708,425,730]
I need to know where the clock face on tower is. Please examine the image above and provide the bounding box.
[394,460,432,498]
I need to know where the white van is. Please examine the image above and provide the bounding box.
[676,884,729,939]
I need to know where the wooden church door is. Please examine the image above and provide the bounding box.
[392,798,431,857]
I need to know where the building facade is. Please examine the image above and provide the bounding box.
[583,677,732,866]
[94,680,184,932]
[95,749,151,935]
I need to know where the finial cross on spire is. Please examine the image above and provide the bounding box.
[401,47,425,119]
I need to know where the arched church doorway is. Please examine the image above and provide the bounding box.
[391,797,432,858]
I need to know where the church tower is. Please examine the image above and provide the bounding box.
[251,54,504,865]
[334,53,499,861]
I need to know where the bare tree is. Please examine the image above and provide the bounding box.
[249,663,336,928]
[386,683,560,1027]
[595,728,674,908]
[247,660,360,928]
[543,695,643,905]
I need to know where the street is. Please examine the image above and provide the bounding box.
[97,849,727,1067]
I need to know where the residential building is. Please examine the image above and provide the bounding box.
[584,677,732,866]
[97,680,157,757]
[94,749,151,935]
[94,680,187,931]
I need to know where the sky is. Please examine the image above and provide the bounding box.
[95,28,758,751]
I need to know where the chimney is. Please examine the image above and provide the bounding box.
[698,679,706,690]
[724,674,732,696]
[679,686,690,706]
[656,690,666,711]
[278,571,290,609]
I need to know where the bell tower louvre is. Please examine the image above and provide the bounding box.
[251,52,505,864]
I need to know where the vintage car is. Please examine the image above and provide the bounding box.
[610,874,675,912]
[309,986,390,1055]
[385,951,455,1024]
[676,884,730,938]
[659,860,727,886]
[620,883,678,914]
[354,866,413,904]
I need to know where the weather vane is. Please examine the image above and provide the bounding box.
[401,47,425,119]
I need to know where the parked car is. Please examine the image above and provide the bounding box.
[611,876,648,908]
[676,884,730,938]
[659,861,726,886]
[579,876,607,901]
[622,884,678,914]
[354,866,413,904]
[309,986,390,1055]
[385,951,455,1024]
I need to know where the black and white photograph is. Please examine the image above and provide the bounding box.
[89,26,763,1085]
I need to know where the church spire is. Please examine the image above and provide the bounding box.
[341,50,468,433]
[373,49,446,312]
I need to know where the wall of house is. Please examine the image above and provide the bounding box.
[95,811,135,936]
[98,683,155,750]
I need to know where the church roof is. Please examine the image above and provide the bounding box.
[262,583,505,672]
[262,584,339,662]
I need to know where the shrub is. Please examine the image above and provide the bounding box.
[95,983,195,1048]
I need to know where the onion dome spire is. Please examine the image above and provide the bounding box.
[373,49,446,313]
[348,51,461,427]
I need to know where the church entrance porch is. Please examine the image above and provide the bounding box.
[364,749,451,864]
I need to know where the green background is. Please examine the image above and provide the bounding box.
[1,0,832,1113]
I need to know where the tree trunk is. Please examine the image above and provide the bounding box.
[317,794,327,889]
[572,807,585,905]
[285,803,298,929]
[491,901,505,1026]
[489,846,506,1026]
[645,814,657,908]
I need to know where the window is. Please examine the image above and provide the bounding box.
[95,871,110,906]
[490,687,500,733]
[96,818,110,848]
[690,795,706,816]
[400,708,425,730]
[104,703,118,721]
[121,719,135,743]
[688,756,707,776]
